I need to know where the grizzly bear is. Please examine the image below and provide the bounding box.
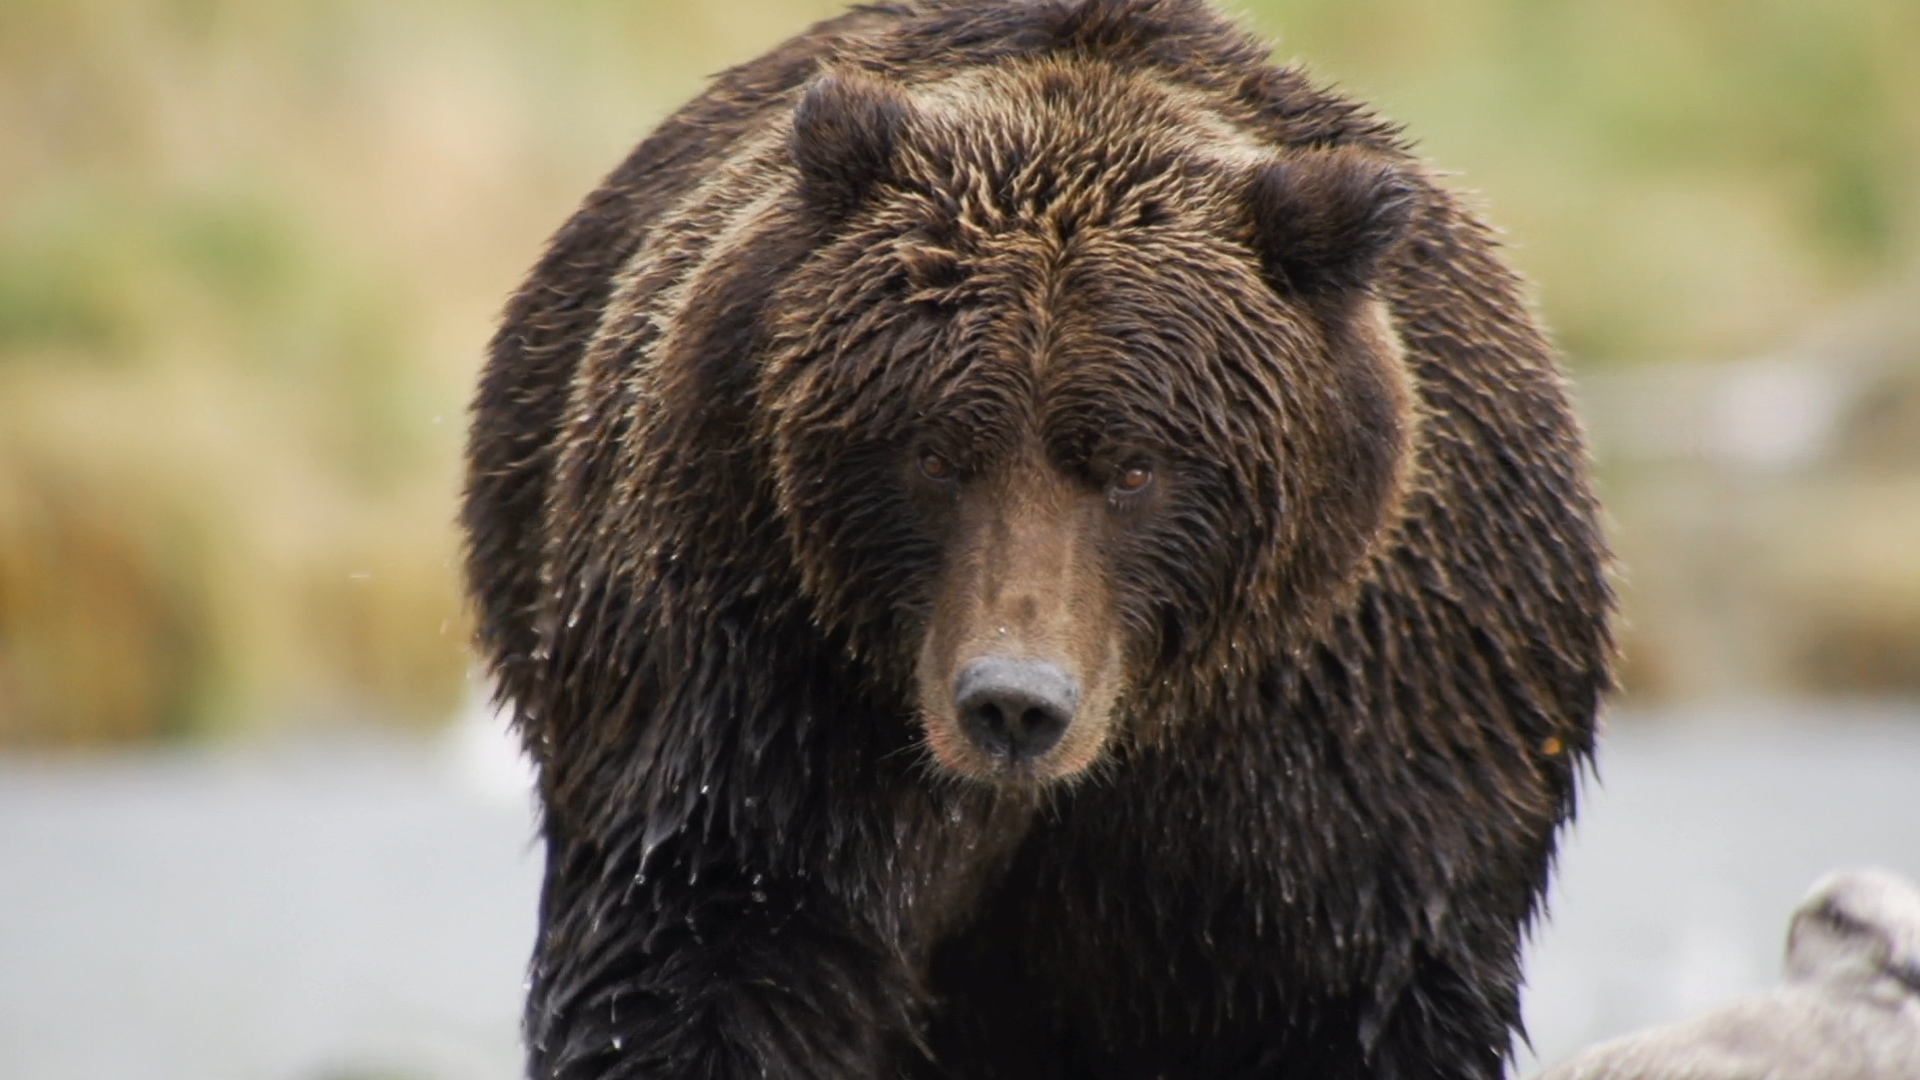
[463,1,1614,1078]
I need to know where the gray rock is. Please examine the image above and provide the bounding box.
[1535,868,1920,1080]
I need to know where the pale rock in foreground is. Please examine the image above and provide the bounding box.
[1536,868,1920,1080]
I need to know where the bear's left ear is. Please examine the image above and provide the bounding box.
[790,70,916,221]
[1246,145,1416,297]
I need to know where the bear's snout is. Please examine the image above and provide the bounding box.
[913,460,1123,785]
[953,656,1080,765]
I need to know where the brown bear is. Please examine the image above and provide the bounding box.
[462,1,1614,1078]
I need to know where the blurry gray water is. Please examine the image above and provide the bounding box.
[2,703,1917,1080]
[0,728,540,1080]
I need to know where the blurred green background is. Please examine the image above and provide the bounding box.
[2,0,1917,746]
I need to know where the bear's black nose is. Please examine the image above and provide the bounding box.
[953,657,1079,765]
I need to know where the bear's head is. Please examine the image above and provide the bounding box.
[758,62,1418,786]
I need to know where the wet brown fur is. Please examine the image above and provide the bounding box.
[463,2,1614,1078]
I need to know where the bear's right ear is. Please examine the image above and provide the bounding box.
[1246,145,1416,298]
[790,71,915,221]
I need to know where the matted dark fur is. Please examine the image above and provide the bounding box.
[463,1,1614,1077]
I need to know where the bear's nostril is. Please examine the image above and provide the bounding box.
[953,657,1079,766]
[1016,705,1058,741]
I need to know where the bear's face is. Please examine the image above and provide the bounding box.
[759,64,1418,786]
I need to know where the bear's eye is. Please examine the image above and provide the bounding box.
[919,451,956,482]
[1111,463,1153,495]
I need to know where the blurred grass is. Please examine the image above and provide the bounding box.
[0,0,1916,743]
[1261,0,1920,366]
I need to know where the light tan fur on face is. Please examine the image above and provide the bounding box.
[916,456,1122,785]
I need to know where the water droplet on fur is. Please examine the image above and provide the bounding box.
[566,611,580,628]
[612,1035,624,1051]
[639,816,675,869]
[996,625,1009,636]
[699,783,710,795]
